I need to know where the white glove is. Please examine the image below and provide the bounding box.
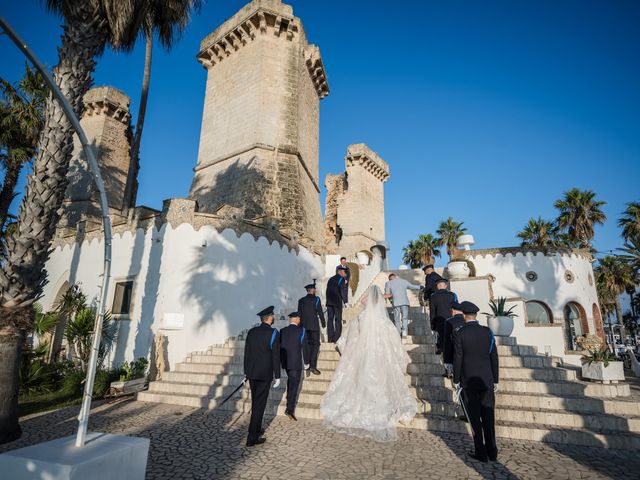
[493,383,499,393]
[304,364,310,370]
[273,379,281,389]
[444,363,453,373]
[453,383,461,402]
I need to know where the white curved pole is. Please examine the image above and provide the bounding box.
[0,16,113,447]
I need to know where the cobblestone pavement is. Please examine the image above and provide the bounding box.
[1,400,637,480]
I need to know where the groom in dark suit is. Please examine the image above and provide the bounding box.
[326,266,348,343]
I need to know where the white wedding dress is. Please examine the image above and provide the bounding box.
[320,286,417,441]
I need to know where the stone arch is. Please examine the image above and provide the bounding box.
[592,303,605,341]
[563,301,588,351]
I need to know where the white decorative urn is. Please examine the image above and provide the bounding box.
[447,261,470,279]
[488,315,515,337]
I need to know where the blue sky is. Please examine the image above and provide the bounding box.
[2,0,639,268]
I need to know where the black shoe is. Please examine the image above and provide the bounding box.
[489,455,498,462]
[285,410,298,421]
[459,415,468,423]
[467,451,488,463]
[246,437,266,447]
[435,349,442,355]
[259,428,265,435]
[311,368,321,375]
[305,368,311,378]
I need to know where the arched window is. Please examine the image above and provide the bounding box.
[525,301,552,324]
[564,302,587,350]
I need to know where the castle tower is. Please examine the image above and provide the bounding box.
[60,86,134,230]
[324,144,390,256]
[189,0,329,249]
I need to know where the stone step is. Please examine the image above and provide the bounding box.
[146,377,640,433]
[497,393,640,417]
[493,420,640,451]
[414,413,640,450]
[414,375,629,398]
[137,391,640,447]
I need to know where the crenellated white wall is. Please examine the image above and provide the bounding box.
[40,224,323,369]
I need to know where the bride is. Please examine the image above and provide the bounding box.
[320,286,417,441]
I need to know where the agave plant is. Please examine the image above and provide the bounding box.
[482,297,518,318]
[580,347,616,367]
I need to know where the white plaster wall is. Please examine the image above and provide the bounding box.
[40,224,323,369]
[450,267,592,365]
[468,252,600,332]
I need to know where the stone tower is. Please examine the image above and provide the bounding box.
[189,0,329,249]
[60,86,135,230]
[324,144,390,256]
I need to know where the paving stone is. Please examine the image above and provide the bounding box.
[0,400,637,479]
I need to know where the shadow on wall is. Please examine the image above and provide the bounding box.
[190,157,269,219]
[180,229,318,339]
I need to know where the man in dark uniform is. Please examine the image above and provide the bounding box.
[429,278,457,354]
[453,301,499,463]
[443,301,466,375]
[336,257,351,304]
[280,312,306,421]
[243,306,281,447]
[298,283,326,376]
[326,266,348,343]
[422,264,442,303]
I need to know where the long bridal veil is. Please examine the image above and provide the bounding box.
[320,286,417,441]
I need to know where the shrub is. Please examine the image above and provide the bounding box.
[346,262,359,295]
[60,368,85,396]
[119,357,149,382]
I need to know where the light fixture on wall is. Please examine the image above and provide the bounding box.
[201,240,207,248]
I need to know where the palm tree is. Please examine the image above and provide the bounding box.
[594,256,632,325]
[619,236,640,274]
[435,217,467,260]
[0,65,47,231]
[554,188,607,249]
[516,217,559,249]
[0,0,201,444]
[403,234,441,268]
[619,201,640,244]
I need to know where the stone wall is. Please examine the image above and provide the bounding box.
[324,143,390,256]
[60,87,133,231]
[190,0,328,250]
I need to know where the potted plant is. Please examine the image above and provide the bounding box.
[482,297,518,336]
[580,348,625,383]
[109,357,149,394]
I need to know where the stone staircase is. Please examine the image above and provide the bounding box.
[139,275,640,450]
